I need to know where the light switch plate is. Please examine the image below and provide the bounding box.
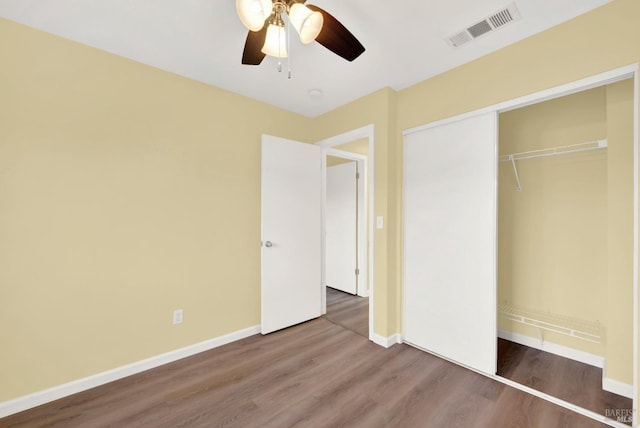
[173,309,183,325]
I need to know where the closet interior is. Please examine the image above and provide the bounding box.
[496,79,634,421]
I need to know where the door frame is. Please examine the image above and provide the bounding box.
[402,63,638,426]
[326,150,368,297]
[316,125,375,342]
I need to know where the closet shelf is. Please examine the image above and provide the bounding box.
[498,303,603,344]
[499,139,608,192]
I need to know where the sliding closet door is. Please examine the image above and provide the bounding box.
[403,112,497,375]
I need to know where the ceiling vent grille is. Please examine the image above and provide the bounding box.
[447,2,521,48]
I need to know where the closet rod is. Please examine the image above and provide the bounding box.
[499,139,607,163]
[500,139,607,192]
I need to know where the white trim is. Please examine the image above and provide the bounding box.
[633,67,639,426]
[403,64,638,137]
[326,148,367,162]
[498,329,605,368]
[320,149,328,314]
[0,325,260,419]
[315,124,376,343]
[404,340,628,428]
[603,377,635,400]
[491,112,499,374]
[316,125,374,148]
[371,333,402,348]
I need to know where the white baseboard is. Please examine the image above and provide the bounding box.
[357,289,369,298]
[0,325,261,419]
[497,329,605,368]
[371,333,402,348]
[603,377,634,399]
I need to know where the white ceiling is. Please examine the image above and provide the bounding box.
[0,0,611,117]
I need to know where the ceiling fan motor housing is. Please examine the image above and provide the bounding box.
[238,0,366,65]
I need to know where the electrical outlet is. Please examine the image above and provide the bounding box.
[173,309,183,325]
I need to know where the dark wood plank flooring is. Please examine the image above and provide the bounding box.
[497,338,632,425]
[1,319,609,427]
[324,286,369,338]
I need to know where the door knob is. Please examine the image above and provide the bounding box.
[265,241,273,248]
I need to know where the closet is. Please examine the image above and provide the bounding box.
[402,69,636,424]
[496,81,634,414]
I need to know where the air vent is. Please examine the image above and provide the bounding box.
[467,20,493,38]
[489,8,515,28]
[446,2,521,48]
[448,31,473,48]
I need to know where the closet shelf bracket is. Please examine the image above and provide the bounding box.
[509,155,522,192]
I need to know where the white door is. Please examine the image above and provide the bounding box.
[261,135,322,334]
[326,162,358,294]
[403,112,497,375]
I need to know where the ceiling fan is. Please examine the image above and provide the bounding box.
[236,0,365,65]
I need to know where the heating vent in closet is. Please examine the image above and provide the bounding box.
[446,2,522,48]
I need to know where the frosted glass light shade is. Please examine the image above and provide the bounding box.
[236,0,272,31]
[261,24,288,57]
[288,3,323,44]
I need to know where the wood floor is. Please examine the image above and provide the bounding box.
[2,298,610,428]
[324,286,368,338]
[497,338,633,425]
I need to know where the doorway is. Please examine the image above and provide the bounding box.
[325,150,368,338]
[316,125,375,341]
[326,152,367,296]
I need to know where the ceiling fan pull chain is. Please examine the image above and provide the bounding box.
[277,14,283,73]
[287,19,292,79]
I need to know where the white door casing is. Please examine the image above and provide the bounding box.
[326,162,358,294]
[356,160,366,297]
[316,124,375,341]
[403,112,497,375]
[261,135,322,334]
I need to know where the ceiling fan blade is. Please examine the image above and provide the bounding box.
[306,5,365,62]
[242,26,267,65]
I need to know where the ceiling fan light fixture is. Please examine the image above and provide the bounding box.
[236,0,273,32]
[288,3,323,44]
[262,24,288,58]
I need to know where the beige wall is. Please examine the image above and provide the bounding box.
[497,84,634,385]
[2,0,640,406]
[0,18,312,401]
[606,79,635,384]
[326,155,350,167]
